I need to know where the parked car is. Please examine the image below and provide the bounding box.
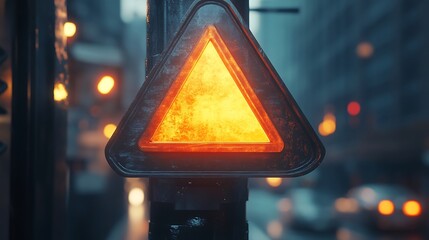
[336,184,425,231]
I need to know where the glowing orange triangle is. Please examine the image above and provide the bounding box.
[139,26,284,152]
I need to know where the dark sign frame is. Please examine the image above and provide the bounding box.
[105,0,325,177]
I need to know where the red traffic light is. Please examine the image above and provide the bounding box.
[347,101,361,116]
[105,0,324,177]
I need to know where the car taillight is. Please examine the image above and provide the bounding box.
[403,200,421,217]
[378,200,394,216]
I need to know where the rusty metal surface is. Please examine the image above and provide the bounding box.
[105,0,325,177]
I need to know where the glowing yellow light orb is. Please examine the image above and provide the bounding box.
[403,200,421,217]
[103,123,117,139]
[266,177,282,187]
[64,22,77,37]
[378,200,394,216]
[53,82,68,102]
[318,113,336,136]
[97,75,115,95]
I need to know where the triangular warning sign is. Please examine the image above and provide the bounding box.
[139,26,284,152]
[105,0,324,177]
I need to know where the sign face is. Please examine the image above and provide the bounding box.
[139,26,284,153]
[106,0,325,177]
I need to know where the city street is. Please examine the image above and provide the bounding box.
[2,0,429,239]
[248,189,428,240]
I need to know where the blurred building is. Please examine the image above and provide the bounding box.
[253,0,429,192]
[65,0,147,239]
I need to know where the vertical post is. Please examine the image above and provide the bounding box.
[146,0,249,70]
[146,0,249,239]
[149,178,248,239]
[9,0,68,239]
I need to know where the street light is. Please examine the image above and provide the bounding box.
[63,22,77,38]
[103,123,116,139]
[53,82,68,102]
[97,75,115,95]
[318,113,336,136]
[128,187,145,207]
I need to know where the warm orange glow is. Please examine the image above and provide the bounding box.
[128,205,144,223]
[153,42,268,142]
[335,198,359,213]
[53,82,68,101]
[336,228,352,240]
[103,123,117,139]
[97,75,115,95]
[378,200,394,216]
[266,220,283,239]
[318,113,336,136]
[64,22,77,37]
[277,198,291,212]
[139,26,283,152]
[356,42,373,58]
[324,113,336,121]
[266,177,282,187]
[403,200,421,217]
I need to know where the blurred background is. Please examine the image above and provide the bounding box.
[1,0,429,239]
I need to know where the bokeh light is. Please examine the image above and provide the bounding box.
[347,101,361,116]
[378,200,394,215]
[360,187,377,206]
[266,177,282,188]
[277,198,291,213]
[356,42,374,58]
[97,75,115,95]
[128,187,145,207]
[335,198,359,213]
[64,22,77,37]
[266,220,283,239]
[103,123,117,139]
[403,200,421,217]
[336,228,352,240]
[319,113,336,136]
[53,82,68,102]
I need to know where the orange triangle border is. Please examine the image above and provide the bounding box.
[138,26,284,153]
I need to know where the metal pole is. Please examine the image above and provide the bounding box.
[149,178,248,239]
[9,0,68,239]
[146,0,249,70]
[146,1,249,239]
